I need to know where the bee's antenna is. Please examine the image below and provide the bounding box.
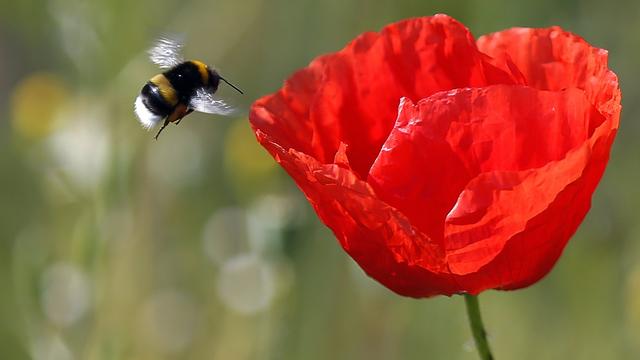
[219,76,244,94]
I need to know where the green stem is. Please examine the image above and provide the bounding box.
[463,294,494,360]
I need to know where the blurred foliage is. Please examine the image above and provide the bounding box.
[0,0,638,359]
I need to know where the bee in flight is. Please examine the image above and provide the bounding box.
[134,37,243,139]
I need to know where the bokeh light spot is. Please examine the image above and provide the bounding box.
[202,207,249,266]
[40,262,91,327]
[247,194,296,254]
[216,254,275,315]
[138,290,200,354]
[47,103,111,191]
[30,334,74,360]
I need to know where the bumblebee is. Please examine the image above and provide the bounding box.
[134,37,243,139]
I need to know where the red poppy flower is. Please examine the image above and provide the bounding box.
[249,15,621,297]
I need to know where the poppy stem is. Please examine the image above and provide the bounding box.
[463,294,494,360]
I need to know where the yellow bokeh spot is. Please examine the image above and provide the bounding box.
[224,119,276,181]
[11,73,70,139]
[627,265,640,334]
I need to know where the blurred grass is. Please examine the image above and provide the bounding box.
[0,0,638,359]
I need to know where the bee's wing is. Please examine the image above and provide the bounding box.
[189,88,237,116]
[148,37,184,69]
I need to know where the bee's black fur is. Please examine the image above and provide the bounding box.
[140,82,173,117]
[138,61,223,120]
[164,61,217,103]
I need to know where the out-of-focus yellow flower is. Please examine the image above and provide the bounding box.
[224,119,276,181]
[627,264,640,337]
[11,73,70,139]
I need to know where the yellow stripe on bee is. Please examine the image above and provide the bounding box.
[190,60,209,86]
[150,74,178,106]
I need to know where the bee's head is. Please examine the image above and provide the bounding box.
[206,67,221,92]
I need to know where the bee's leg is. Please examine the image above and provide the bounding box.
[154,118,170,140]
[154,105,190,139]
[175,109,193,125]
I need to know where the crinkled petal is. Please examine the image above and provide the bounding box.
[454,116,617,292]
[477,27,621,120]
[250,15,622,297]
[252,15,523,179]
[368,86,605,247]
[253,130,460,297]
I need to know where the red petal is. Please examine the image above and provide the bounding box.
[477,27,621,120]
[252,15,522,179]
[254,129,461,297]
[250,16,622,297]
[455,116,617,292]
[250,61,328,159]
[369,86,605,247]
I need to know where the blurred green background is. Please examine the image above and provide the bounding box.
[0,0,638,359]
